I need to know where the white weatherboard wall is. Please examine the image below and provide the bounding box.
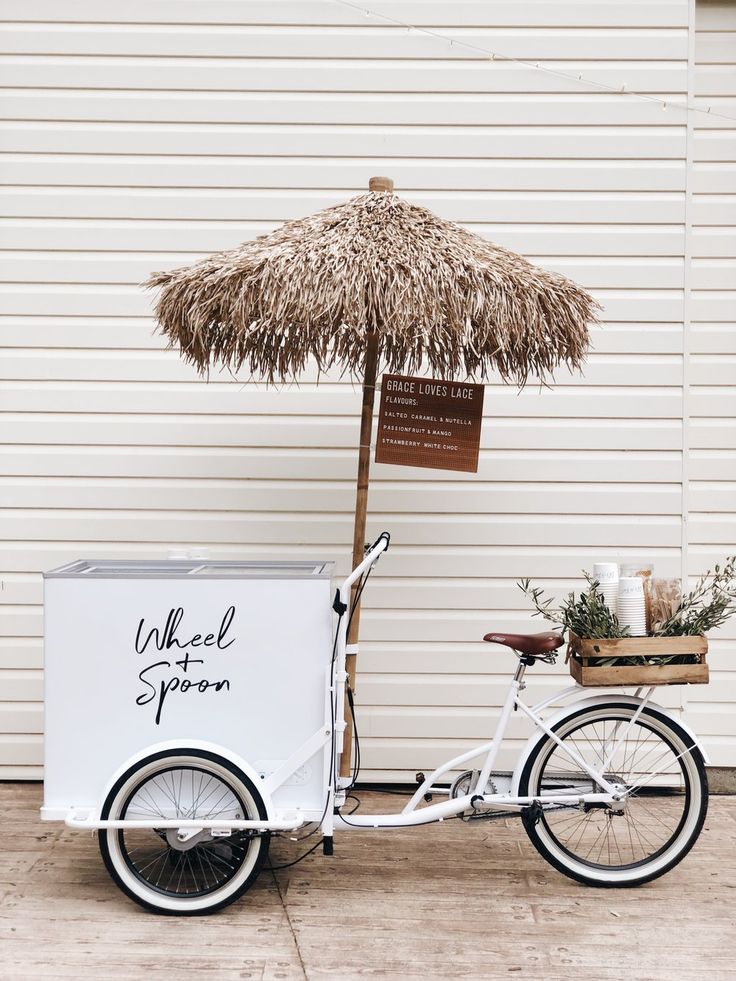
[686,0,736,759]
[0,0,734,780]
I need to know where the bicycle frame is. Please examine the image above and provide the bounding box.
[326,536,637,836]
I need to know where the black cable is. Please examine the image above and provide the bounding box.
[339,554,379,792]
[345,793,361,814]
[266,836,324,871]
[340,683,361,794]
[351,690,360,785]
[270,553,378,863]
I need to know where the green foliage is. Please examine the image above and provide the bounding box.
[652,555,736,637]
[518,574,630,639]
[517,557,736,668]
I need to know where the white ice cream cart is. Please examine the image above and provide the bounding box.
[42,535,709,916]
[42,554,342,911]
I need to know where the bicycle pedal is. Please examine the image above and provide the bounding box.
[520,801,544,833]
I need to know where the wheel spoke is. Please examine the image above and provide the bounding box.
[524,708,704,877]
[117,764,257,899]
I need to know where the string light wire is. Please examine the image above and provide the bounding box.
[332,0,736,124]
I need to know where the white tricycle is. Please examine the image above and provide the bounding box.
[61,533,708,914]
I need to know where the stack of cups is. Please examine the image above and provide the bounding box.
[593,562,619,616]
[617,577,647,636]
[621,563,654,632]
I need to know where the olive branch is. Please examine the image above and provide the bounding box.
[517,573,629,639]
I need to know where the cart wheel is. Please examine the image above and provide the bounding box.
[517,703,708,888]
[98,748,270,915]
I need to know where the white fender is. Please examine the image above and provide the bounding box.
[510,693,709,795]
[96,738,275,819]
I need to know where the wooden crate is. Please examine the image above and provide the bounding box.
[567,632,708,687]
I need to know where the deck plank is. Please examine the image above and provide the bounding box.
[0,785,734,980]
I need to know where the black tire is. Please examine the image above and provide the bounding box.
[99,748,270,915]
[518,703,708,888]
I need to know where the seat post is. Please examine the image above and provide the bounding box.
[514,655,530,683]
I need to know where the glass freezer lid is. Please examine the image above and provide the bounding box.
[44,559,334,579]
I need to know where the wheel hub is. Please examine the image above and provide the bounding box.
[165,827,212,851]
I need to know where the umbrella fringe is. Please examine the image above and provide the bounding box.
[145,190,599,387]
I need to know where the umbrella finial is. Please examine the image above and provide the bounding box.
[369,175,394,192]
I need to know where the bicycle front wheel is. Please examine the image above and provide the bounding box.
[518,703,708,887]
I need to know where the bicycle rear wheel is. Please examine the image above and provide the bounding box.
[518,703,707,887]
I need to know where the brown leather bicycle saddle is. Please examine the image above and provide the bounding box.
[483,631,565,657]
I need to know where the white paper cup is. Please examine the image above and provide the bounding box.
[599,587,618,614]
[593,562,619,584]
[618,610,646,625]
[623,624,647,637]
[618,577,645,599]
[617,577,647,636]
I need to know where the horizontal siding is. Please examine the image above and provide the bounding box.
[0,158,690,191]
[1,0,733,783]
[0,125,690,159]
[0,514,685,548]
[0,91,694,126]
[0,190,688,222]
[687,0,736,766]
[0,61,690,93]
[0,2,691,28]
[0,481,683,511]
[0,452,684,485]
[0,25,690,60]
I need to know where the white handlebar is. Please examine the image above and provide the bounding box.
[340,532,390,596]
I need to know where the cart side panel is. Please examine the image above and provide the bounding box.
[43,575,332,818]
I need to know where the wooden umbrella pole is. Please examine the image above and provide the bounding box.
[340,326,379,776]
[339,174,393,777]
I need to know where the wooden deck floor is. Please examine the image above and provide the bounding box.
[0,783,734,980]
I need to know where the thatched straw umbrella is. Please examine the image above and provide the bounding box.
[145,176,599,773]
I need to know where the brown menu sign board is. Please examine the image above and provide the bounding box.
[375,373,485,473]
